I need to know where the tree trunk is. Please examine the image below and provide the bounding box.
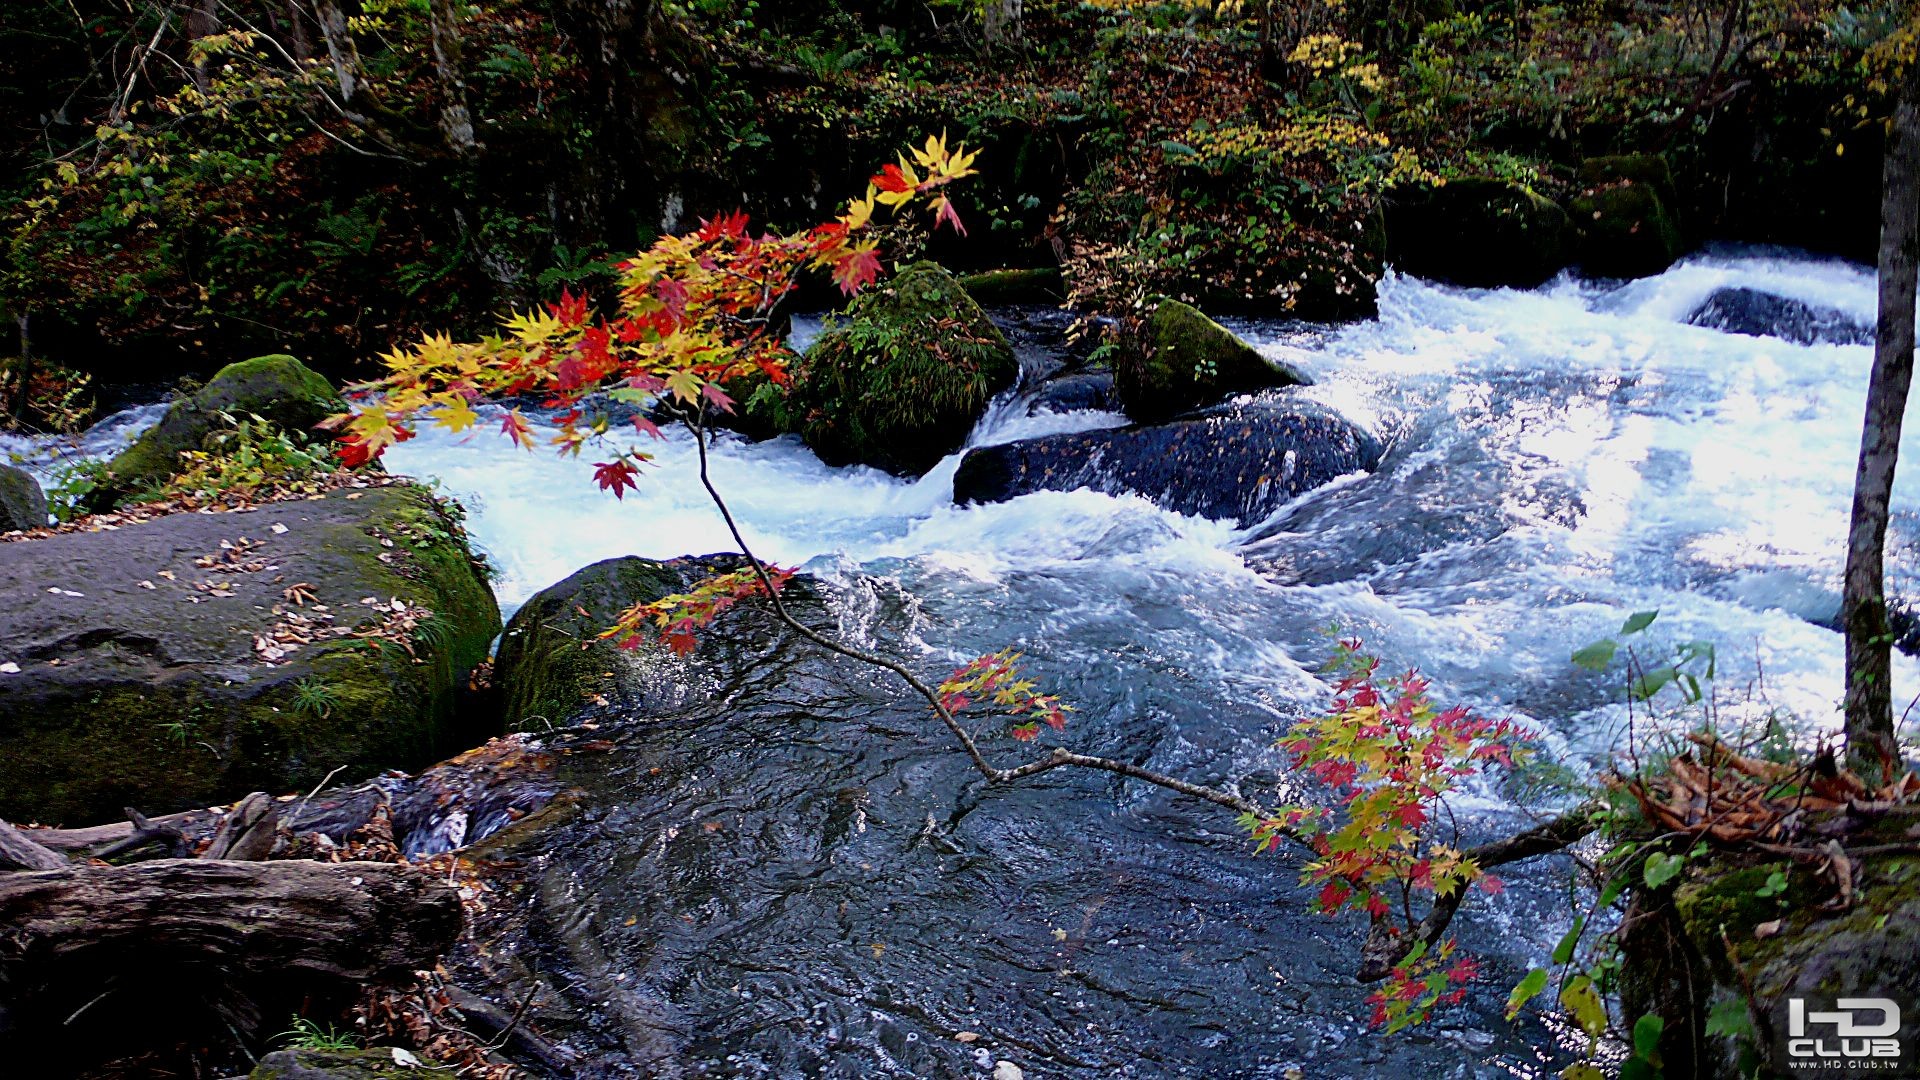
[0,860,462,1064]
[1843,45,1920,774]
[427,0,479,158]
[983,0,1022,50]
[0,817,65,871]
[186,0,219,92]
[314,0,365,106]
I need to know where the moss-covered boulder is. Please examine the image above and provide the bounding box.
[0,484,501,825]
[0,464,46,532]
[1115,299,1310,424]
[773,261,1018,476]
[494,554,742,728]
[250,1047,446,1078]
[959,267,1066,305]
[1381,178,1572,288]
[1620,839,1920,1077]
[100,354,346,503]
[1571,155,1684,279]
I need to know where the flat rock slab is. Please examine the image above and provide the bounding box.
[0,485,501,825]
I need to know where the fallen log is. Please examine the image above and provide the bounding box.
[0,816,66,871]
[0,858,463,1069]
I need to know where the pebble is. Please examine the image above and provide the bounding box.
[992,1062,1023,1080]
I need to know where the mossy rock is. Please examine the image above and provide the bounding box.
[1381,178,1571,288]
[494,554,744,728]
[101,354,346,504]
[1571,157,1683,279]
[0,463,46,532]
[0,485,501,825]
[1652,844,1920,1074]
[250,1047,444,1078]
[1115,299,1310,424]
[777,261,1018,476]
[1578,153,1677,203]
[959,267,1066,305]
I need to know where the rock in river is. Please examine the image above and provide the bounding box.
[952,397,1381,527]
[0,464,47,533]
[0,484,501,825]
[1686,286,1874,346]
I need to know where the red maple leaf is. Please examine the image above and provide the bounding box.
[872,163,913,193]
[593,458,641,500]
[832,247,883,296]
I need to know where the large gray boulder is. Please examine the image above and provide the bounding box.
[0,464,46,532]
[0,484,500,825]
[953,397,1380,527]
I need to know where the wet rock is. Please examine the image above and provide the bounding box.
[1686,287,1874,346]
[494,554,745,729]
[99,354,346,505]
[1025,368,1120,415]
[1381,178,1572,288]
[0,485,500,825]
[959,267,1065,305]
[1116,299,1310,423]
[1571,155,1683,279]
[0,464,47,532]
[953,397,1380,527]
[249,1048,445,1078]
[764,262,1019,476]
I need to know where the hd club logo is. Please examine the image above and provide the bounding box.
[1781,997,1908,1073]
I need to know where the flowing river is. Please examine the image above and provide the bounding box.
[11,249,1915,1077]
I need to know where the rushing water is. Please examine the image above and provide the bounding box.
[15,250,1915,1076]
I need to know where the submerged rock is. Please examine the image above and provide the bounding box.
[1025,367,1120,415]
[1570,155,1684,279]
[494,554,744,728]
[959,267,1066,305]
[953,397,1380,527]
[250,1048,446,1078]
[1115,299,1309,423]
[1686,287,1874,346]
[0,464,46,532]
[0,484,500,825]
[1381,177,1572,288]
[99,354,347,505]
[765,261,1018,476]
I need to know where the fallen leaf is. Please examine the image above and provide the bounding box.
[390,1046,425,1068]
[1754,919,1782,940]
[954,1031,980,1043]
[0,663,18,674]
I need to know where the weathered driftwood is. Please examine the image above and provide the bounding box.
[0,859,463,983]
[0,858,465,1069]
[19,735,561,862]
[0,816,65,871]
[203,790,280,861]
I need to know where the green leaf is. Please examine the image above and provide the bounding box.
[1705,997,1755,1039]
[1619,1059,1660,1080]
[1631,667,1678,702]
[1561,1067,1605,1080]
[1560,975,1609,1043]
[1632,1013,1665,1063]
[1599,872,1631,908]
[1571,639,1618,672]
[1159,140,1197,158]
[1506,968,1550,1020]
[1643,851,1685,890]
[1621,610,1659,635]
[1552,916,1586,965]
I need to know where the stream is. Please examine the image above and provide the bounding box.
[12,248,1916,1077]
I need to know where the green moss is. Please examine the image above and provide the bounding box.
[1116,298,1309,423]
[0,484,500,824]
[1382,178,1571,288]
[250,1047,443,1078]
[102,354,347,505]
[778,262,1018,475]
[959,267,1065,305]
[0,464,47,531]
[1578,154,1676,201]
[1570,166,1683,279]
[494,556,700,728]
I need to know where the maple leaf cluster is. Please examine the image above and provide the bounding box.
[601,566,797,656]
[937,649,1072,741]
[1256,638,1534,923]
[1368,938,1479,1034]
[319,134,981,482]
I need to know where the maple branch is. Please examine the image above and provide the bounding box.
[685,416,1289,828]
